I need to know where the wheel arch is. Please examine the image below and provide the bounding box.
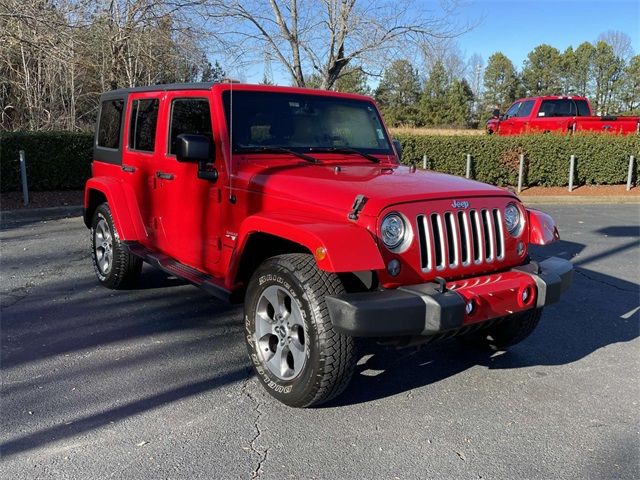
[229,213,385,291]
[84,177,146,240]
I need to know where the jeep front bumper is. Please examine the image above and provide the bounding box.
[325,257,573,337]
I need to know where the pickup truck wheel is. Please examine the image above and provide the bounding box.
[91,203,142,289]
[244,254,355,407]
[459,308,543,351]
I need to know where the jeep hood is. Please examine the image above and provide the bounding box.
[246,163,514,217]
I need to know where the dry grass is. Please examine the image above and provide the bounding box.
[390,127,485,136]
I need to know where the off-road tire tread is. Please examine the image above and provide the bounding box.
[251,253,356,407]
[91,203,142,289]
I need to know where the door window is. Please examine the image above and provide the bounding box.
[538,99,576,117]
[129,99,160,152]
[168,98,212,155]
[515,100,534,118]
[504,102,522,118]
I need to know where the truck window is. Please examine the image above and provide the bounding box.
[168,98,212,155]
[575,100,590,116]
[515,100,534,118]
[97,99,124,149]
[538,99,576,117]
[504,102,521,118]
[129,99,159,152]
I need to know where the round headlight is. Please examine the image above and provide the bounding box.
[381,213,406,249]
[504,203,523,236]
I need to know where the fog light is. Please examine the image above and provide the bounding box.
[522,287,530,303]
[465,300,474,315]
[387,259,401,276]
[517,241,525,256]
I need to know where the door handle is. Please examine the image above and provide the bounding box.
[156,171,174,180]
[121,164,136,173]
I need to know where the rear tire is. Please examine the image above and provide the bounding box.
[459,308,543,350]
[91,202,142,289]
[244,254,356,407]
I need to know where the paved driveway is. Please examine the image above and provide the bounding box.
[1,205,638,479]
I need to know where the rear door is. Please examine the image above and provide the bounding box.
[533,99,575,132]
[123,92,162,245]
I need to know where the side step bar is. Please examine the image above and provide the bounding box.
[123,242,230,302]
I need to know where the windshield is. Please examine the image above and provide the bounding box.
[222,91,392,155]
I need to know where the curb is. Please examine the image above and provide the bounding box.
[0,205,83,225]
[520,196,640,205]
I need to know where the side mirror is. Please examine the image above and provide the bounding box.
[492,108,500,118]
[392,139,402,161]
[175,134,212,163]
[175,134,218,182]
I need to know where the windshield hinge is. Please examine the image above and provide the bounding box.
[348,194,368,221]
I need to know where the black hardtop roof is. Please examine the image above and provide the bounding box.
[104,82,216,96]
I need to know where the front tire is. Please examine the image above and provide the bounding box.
[91,202,142,289]
[459,308,543,350]
[244,254,356,407]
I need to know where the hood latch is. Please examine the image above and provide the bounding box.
[348,194,368,221]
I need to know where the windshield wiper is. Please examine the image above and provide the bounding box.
[236,145,319,163]
[312,147,380,163]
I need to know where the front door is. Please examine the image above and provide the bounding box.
[151,92,222,270]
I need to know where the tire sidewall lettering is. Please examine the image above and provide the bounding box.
[246,271,314,398]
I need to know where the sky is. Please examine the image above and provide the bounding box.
[238,0,639,86]
[457,0,640,69]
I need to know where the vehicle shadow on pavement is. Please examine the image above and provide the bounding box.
[330,236,639,407]
[1,269,248,458]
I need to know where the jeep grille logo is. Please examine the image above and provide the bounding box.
[451,200,470,209]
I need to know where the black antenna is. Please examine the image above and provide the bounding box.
[228,78,235,203]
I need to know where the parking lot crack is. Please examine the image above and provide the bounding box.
[575,267,637,293]
[241,372,269,479]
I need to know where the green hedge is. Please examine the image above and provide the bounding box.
[1,132,93,192]
[1,131,638,191]
[395,132,640,187]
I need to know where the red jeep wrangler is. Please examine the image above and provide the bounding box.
[84,83,573,407]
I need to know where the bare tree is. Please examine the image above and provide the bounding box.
[597,30,634,61]
[0,0,215,131]
[204,0,466,89]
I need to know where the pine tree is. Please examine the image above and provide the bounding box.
[201,60,226,83]
[521,44,563,95]
[374,60,422,126]
[335,67,370,95]
[445,79,474,127]
[482,52,519,114]
[420,60,449,126]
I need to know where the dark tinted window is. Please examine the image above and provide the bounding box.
[129,99,159,152]
[222,91,391,153]
[575,100,591,116]
[97,99,124,149]
[515,100,535,118]
[505,102,521,118]
[538,99,576,117]
[169,98,212,155]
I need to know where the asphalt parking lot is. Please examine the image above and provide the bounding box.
[1,204,639,479]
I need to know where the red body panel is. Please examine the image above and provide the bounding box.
[489,96,639,135]
[449,271,538,325]
[527,209,560,245]
[85,175,146,240]
[85,83,560,295]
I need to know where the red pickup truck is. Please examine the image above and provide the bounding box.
[486,95,640,135]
